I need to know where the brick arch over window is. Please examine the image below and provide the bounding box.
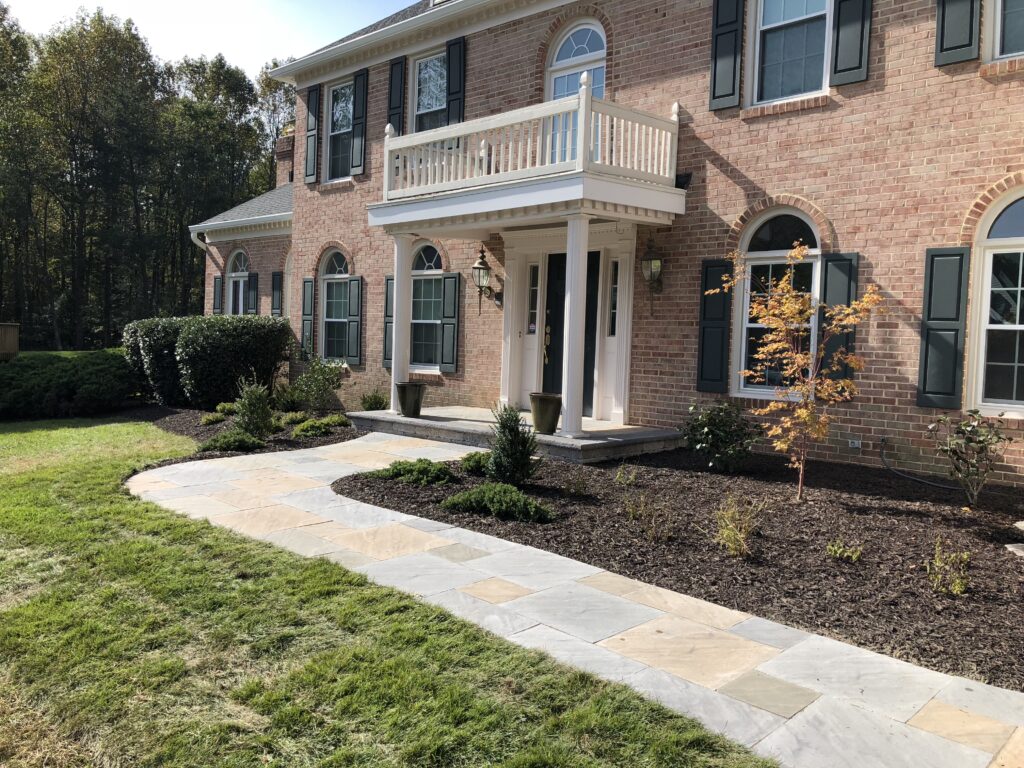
[961,172,1024,246]
[315,241,356,274]
[725,195,836,254]
[533,6,614,102]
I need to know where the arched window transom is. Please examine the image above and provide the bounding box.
[324,251,349,276]
[989,198,1024,240]
[749,214,819,252]
[548,22,607,100]
[228,251,250,274]
[413,245,442,272]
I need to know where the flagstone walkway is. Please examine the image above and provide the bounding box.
[127,433,1024,768]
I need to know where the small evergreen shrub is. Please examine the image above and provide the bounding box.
[279,411,309,425]
[126,317,188,405]
[215,401,238,415]
[460,451,491,476]
[294,357,344,413]
[176,316,291,409]
[928,410,1012,507]
[714,495,764,558]
[488,404,538,486]
[121,322,145,383]
[199,429,265,453]
[273,382,305,412]
[442,483,551,522]
[926,538,970,596]
[826,539,863,563]
[291,414,351,439]
[682,402,760,473]
[200,412,226,426]
[369,459,455,486]
[360,388,390,411]
[234,378,274,440]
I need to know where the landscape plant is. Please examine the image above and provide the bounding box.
[682,402,761,472]
[291,413,351,439]
[200,412,226,426]
[714,245,883,501]
[928,410,1012,506]
[294,356,344,413]
[487,404,538,486]
[126,317,187,405]
[460,451,491,476]
[369,459,455,487]
[442,482,551,522]
[234,377,274,440]
[360,388,390,411]
[826,539,863,563]
[713,494,764,558]
[198,428,265,453]
[273,381,305,412]
[926,537,971,596]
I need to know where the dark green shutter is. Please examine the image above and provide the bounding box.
[446,37,466,125]
[935,0,980,66]
[388,57,407,135]
[821,253,859,379]
[271,271,283,317]
[212,276,223,315]
[346,276,363,366]
[304,85,320,183]
[709,0,745,110]
[831,0,872,85]
[697,260,732,393]
[301,278,315,358]
[383,276,395,369]
[440,273,461,373]
[350,68,369,176]
[917,247,970,408]
[246,273,258,315]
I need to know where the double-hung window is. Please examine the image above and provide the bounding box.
[326,82,354,181]
[998,0,1024,58]
[413,53,447,132]
[411,246,444,366]
[227,251,250,315]
[979,198,1024,406]
[321,251,349,360]
[754,0,829,103]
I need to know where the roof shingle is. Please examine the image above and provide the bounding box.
[311,1,432,56]
[195,184,293,229]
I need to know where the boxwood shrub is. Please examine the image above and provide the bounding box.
[176,316,291,409]
[0,350,141,420]
[125,317,188,406]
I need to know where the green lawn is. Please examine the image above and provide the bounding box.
[0,416,772,768]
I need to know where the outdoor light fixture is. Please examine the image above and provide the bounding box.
[640,237,664,289]
[472,247,503,313]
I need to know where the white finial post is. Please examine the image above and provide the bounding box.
[385,123,396,140]
[577,71,592,171]
[384,124,396,199]
[671,102,680,123]
[579,70,589,92]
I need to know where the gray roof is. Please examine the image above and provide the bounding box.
[194,184,293,230]
[311,1,432,56]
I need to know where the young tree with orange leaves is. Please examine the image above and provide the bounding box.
[713,245,883,501]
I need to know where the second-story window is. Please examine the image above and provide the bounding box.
[999,0,1024,58]
[414,52,447,132]
[327,82,354,181]
[755,0,829,104]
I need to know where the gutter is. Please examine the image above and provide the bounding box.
[187,211,293,237]
[190,229,209,253]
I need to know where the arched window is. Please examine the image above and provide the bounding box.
[976,193,1024,408]
[227,251,250,315]
[547,22,607,163]
[412,245,444,366]
[320,250,350,360]
[736,210,822,393]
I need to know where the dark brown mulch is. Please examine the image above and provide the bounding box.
[334,450,1024,691]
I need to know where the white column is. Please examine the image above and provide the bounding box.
[390,234,415,413]
[560,215,590,437]
[500,250,524,408]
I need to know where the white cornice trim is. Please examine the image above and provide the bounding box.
[197,219,293,245]
[189,212,293,236]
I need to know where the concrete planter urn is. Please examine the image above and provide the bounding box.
[396,382,426,418]
[529,392,562,435]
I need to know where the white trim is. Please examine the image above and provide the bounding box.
[987,0,1024,61]
[545,21,607,101]
[227,251,250,316]
[318,250,351,361]
[323,79,356,183]
[409,243,445,367]
[410,49,448,134]
[745,0,832,108]
[189,211,292,236]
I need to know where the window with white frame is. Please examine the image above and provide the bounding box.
[527,263,540,335]
[736,212,821,392]
[227,251,250,315]
[413,52,447,132]
[997,0,1024,58]
[326,82,354,181]
[753,0,829,104]
[608,260,620,337]
[548,23,606,162]
[320,251,349,360]
[411,245,444,366]
[978,196,1024,406]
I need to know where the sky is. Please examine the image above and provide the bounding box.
[4,0,415,77]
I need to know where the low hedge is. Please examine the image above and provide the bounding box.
[0,349,141,420]
[125,317,188,406]
[176,316,292,409]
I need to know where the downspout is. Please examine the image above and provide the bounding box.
[190,229,209,254]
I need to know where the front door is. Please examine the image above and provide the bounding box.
[541,252,601,416]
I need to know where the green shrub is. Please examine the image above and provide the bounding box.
[294,356,344,413]
[360,388,390,411]
[826,539,863,563]
[215,401,238,416]
[0,350,141,420]
[200,412,226,426]
[614,464,639,488]
[279,411,309,425]
[121,322,145,384]
[235,378,274,439]
[442,482,551,522]
[273,382,305,412]
[488,404,538,486]
[291,413,351,440]
[714,494,764,558]
[682,402,761,473]
[125,317,188,405]
[926,538,970,596]
[461,451,491,476]
[176,316,291,410]
[929,410,1012,506]
[369,459,455,486]
[198,428,265,453]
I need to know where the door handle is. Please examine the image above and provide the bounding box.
[543,325,551,364]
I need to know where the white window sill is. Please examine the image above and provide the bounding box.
[409,365,442,374]
[320,177,354,188]
[731,386,802,402]
[747,89,829,110]
[973,402,1024,421]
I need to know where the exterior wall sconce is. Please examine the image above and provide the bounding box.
[640,238,664,291]
[472,247,503,312]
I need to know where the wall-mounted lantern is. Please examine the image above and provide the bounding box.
[640,238,664,290]
[472,247,503,312]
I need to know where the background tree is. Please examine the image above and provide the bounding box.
[253,57,296,190]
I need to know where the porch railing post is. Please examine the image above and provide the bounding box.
[577,72,592,174]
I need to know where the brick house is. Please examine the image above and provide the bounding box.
[190,0,1024,481]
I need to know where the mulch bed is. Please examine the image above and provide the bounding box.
[335,450,1024,691]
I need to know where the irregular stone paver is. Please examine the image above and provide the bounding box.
[130,434,1024,768]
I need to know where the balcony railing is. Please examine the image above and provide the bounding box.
[383,74,680,202]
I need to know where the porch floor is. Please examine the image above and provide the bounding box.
[346,406,684,464]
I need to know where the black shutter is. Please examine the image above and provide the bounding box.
[271,271,283,317]
[383,276,394,369]
[917,247,970,408]
[350,68,369,176]
[301,278,315,358]
[821,253,859,379]
[446,37,466,126]
[440,273,460,373]
[246,273,259,315]
[388,57,407,135]
[304,85,320,183]
[212,276,223,315]
[346,276,363,366]
[831,0,872,85]
[935,0,980,66]
[709,0,745,110]
[697,260,732,393]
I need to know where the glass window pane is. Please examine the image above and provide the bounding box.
[985,364,1015,400]
[750,264,772,294]
[990,290,1019,324]
[987,329,1019,364]
[413,247,441,272]
[329,132,352,179]
[989,199,1024,239]
[413,277,443,321]
[325,281,349,320]
[1003,0,1024,56]
[324,321,347,359]
[992,253,1021,288]
[417,55,447,113]
[412,323,440,365]
[325,252,348,276]
[750,214,818,251]
[331,84,353,133]
[759,17,826,102]
[527,265,540,334]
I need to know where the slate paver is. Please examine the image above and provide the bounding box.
[435,527,518,553]
[427,590,539,637]
[468,546,601,590]
[320,501,411,529]
[993,728,1024,768]
[260,527,344,557]
[907,699,1016,754]
[208,505,324,537]
[431,543,490,563]
[327,523,448,560]
[357,552,484,596]
[504,582,662,643]
[718,670,819,718]
[729,617,810,650]
[460,577,535,604]
[509,624,649,683]
[162,496,240,519]
[935,678,1024,727]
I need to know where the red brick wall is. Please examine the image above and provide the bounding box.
[204,236,291,319]
[205,0,1024,482]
